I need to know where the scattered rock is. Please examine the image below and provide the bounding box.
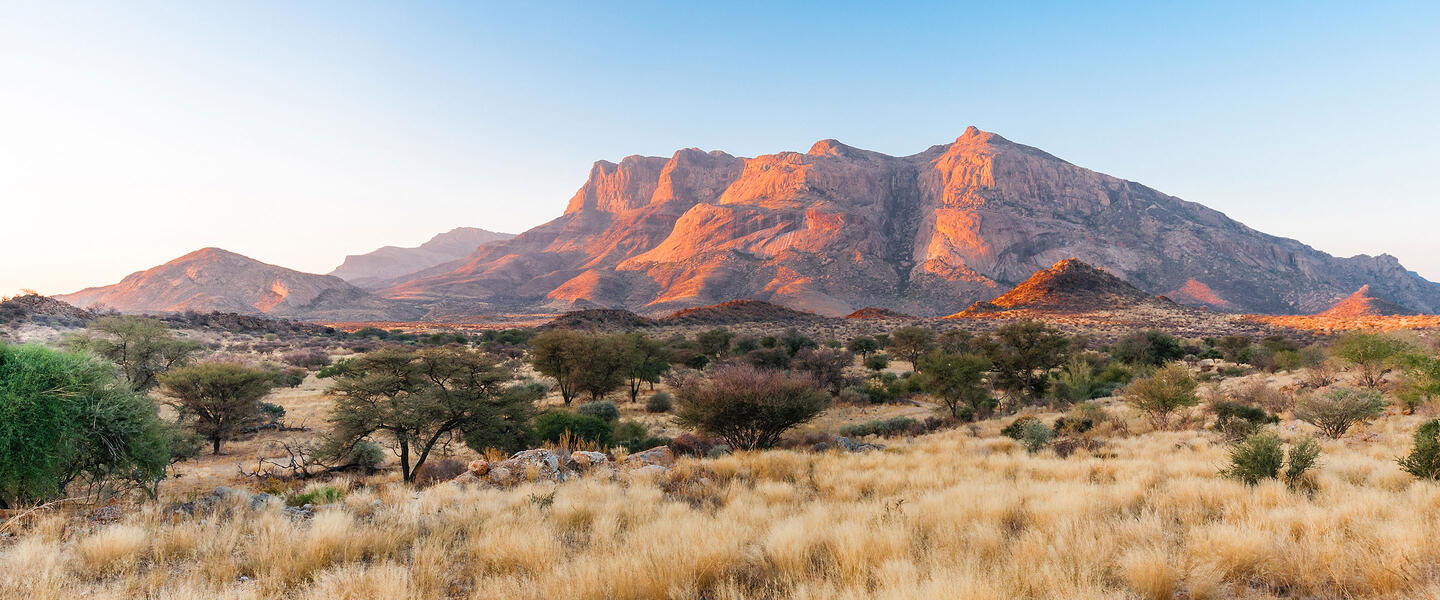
[621,446,675,469]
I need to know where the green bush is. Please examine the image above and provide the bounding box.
[1001,416,1040,440]
[1398,419,1440,480]
[1111,330,1184,367]
[1294,387,1386,438]
[645,392,673,413]
[287,485,344,507]
[1223,432,1321,489]
[1212,401,1279,440]
[534,412,613,446]
[612,420,651,449]
[1001,417,1053,453]
[0,343,186,505]
[838,416,918,438]
[578,400,620,422]
[1123,364,1199,428]
[864,353,891,372]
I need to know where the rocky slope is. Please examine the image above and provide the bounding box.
[1317,285,1418,317]
[380,127,1440,317]
[329,227,514,289]
[57,248,419,321]
[953,259,1168,315]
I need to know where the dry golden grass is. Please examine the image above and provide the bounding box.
[7,388,1440,599]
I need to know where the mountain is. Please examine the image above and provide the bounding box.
[57,248,418,321]
[660,300,827,326]
[329,227,515,289]
[952,259,1167,316]
[1317,285,1418,317]
[378,127,1440,317]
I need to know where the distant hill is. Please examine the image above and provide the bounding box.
[56,248,419,321]
[1317,285,1418,317]
[540,308,655,330]
[845,307,912,319]
[660,300,827,326]
[329,227,514,289]
[951,259,1168,316]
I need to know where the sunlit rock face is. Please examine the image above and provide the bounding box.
[380,128,1440,317]
[1318,285,1418,317]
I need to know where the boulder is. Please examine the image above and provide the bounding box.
[621,446,675,469]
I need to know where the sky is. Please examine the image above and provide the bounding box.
[2,1,1437,295]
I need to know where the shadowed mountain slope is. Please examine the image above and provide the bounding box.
[329,227,515,289]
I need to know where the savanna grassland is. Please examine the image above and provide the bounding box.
[8,374,1440,599]
[8,302,1440,599]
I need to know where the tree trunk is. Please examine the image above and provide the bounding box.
[400,440,411,482]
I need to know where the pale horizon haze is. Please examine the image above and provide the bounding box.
[2,2,1437,295]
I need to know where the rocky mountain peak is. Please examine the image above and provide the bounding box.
[1318,285,1418,317]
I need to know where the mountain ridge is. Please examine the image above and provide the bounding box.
[375,128,1440,317]
[329,227,515,289]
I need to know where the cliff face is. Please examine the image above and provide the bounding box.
[379,127,1440,317]
[328,227,514,289]
[58,248,418,321]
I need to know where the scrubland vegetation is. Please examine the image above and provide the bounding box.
[7,313,1440,598]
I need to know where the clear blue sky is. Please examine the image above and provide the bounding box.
[2,1,1437,295]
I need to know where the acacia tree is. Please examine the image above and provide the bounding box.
[326,346,525,482]
[531,330,584,405]
[618,333,670,403]
[890,326,936,368]
[916,350,993,420]
[160,362,277,454]
[1331,332,1414,388]
[978,320,1068,402]
[64,315,201,391]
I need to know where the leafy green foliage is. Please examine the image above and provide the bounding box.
[863,353,891,372]
[696,328,735,357]
[324,346,527,482]
[916,350,993,420]
[1211,400,1280,441]
[1330,332,1414,388]
[0,344,187,506]
[64,315,202,391]
[160,362,278,454]
[1123,364,1199,428]
[1110,330,1184,367]
[1398,420,1440,480]
[889,326,936,368]
[838,416,918,438]
[534,412,612,446]
[578,400,619,422]
[846,337,879,357]
[1223,432,1321,489]
[976,320,1068,401]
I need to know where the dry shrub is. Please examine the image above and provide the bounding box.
[411,459,467,488]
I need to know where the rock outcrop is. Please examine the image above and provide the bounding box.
[329,227,514,289]
[953,259,1167,315]
[379,128,1440,316]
